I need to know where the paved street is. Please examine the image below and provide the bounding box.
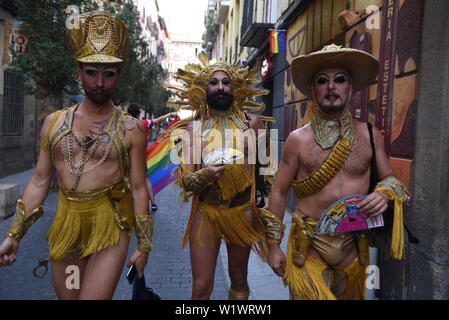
[0,168,290,300]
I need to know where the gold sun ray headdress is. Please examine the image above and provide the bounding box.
[167,52,271,127]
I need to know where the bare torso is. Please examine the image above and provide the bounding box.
[49,105,137,191]
[294,120,372,220]
[185,119,253,175]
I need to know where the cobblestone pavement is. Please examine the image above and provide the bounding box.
[0,168,377,301]
[113,183,228,300]
[0,169,228,300]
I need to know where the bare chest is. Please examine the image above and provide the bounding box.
[299,133,372,178]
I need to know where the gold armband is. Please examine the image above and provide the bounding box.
[134,214,154,253]
[258,208,286,245]
[374,175,411,260]
[6,199,44,240]
[182,168,211,193]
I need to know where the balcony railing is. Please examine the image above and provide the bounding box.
[240,0,273,48]
[216,0,230,25]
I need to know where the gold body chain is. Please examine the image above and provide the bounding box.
[62,131,114,190]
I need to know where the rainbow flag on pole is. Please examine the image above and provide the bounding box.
[146,118,179,196]
[269,30,286,54]
[134,6,145,31]
[137,16,145,31]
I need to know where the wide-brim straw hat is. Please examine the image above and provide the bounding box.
[291,44,379,98]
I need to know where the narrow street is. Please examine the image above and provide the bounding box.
[0,168,289,300]
[0,169,228,300]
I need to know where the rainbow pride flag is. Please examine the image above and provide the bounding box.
[137,16,145,31]
[269,30,286,54]
[146,118,179,196]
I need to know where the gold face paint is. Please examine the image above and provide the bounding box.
[314,74,330,85]
[334,72,348,84]
[84,65,99,77]
[83,65,118,78]
[103,67,118,78]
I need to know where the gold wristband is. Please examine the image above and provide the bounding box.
[6,199,44,240]
[134,214,153,253]
[374,175,410,203]
[258,208,285,245]
[374,175,410,260]
[182,167,210,193]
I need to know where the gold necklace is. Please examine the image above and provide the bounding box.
[311,110,355,149]
[62,131,114,190]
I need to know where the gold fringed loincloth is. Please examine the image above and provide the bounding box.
[181,161,268,260]
[183,200,266,257]
[46,179,133,262]
[284,209,368,300]
[286,252,366,300]
[197,202,259,246]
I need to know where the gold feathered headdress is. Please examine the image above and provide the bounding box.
[168,52,269,121]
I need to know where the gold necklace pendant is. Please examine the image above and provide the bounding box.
[79,136,95,150]
[61,131,112,191]
[311,110,354,149]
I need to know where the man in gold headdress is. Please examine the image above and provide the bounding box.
[168,53,275,299]
[260,44,410,300]
[0,11,153,299]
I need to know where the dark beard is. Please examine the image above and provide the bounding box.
[83,85,113,105]
[317,102,345,114]
[206,91,233,111]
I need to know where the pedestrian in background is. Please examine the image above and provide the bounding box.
[127,103,176,212]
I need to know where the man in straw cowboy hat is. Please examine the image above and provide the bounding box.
[0,11,153,299]
[168,52,276,299]
[259,44,410,299]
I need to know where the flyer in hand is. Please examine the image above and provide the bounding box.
[203,148,244,166]
[315,195,384,235]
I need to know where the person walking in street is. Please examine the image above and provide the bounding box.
[260,44,410,300]
[168,52,275,300]
[0,11,153,300]
[127,103,177,212]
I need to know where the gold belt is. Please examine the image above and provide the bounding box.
[59,179,129,202]
[59,179,132,230]
[199,185,251,209]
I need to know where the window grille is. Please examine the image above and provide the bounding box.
[2,69,24,136]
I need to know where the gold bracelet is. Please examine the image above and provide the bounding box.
[6,199,44,240]
[374,175,410,260]
[182,167,211,192]
[374,175,410,203]
[258,208,285,245]
[134,214,153,253]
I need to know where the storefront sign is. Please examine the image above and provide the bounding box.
[375,0,399,156]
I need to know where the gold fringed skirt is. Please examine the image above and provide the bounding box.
[183,201,266,257]
[284,228,367,300]
[197,202,260,247]
[46,182,133,262]
[181,162,267,259]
